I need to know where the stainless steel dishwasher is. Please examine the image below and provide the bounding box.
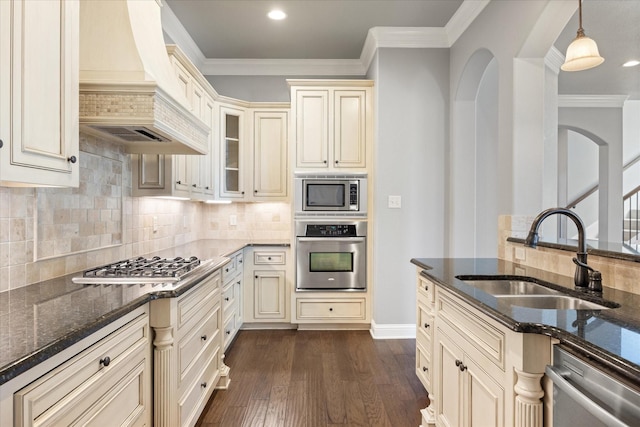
[546,346,640,426]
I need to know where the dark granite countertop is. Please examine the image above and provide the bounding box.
[411,258,640,385]
[0,239,290,386]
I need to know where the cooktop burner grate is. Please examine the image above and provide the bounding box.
[74,256,202,284]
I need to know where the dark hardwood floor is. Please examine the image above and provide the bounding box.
[196,329,429,427]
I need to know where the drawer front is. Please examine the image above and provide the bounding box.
[254,250,286,265]
[296,298,366,320]
[179,346,221,427]
[223,312,237,348]
[417,276,435,304]
[417,303,433,349]
[177,305,221,389]
[416,342,431,391]
[15,309,150,425]
[222,282,237,320]
[177,271,220,333]
[436,289,505,370]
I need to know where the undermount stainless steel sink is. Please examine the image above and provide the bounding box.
[495,294,611,310]
[458,279,562,296]
[455,276,617,310]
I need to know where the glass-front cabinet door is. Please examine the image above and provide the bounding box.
[219,105,245,198]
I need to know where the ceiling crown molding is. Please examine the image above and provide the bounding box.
[162,0,488,76]
[545,46,565,74]
[558,95,629,108]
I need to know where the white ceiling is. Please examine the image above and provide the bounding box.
[164,0,640,99]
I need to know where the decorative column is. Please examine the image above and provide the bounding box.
[514,369,544,427]
[153,325,177,427]
[420,394,436,427]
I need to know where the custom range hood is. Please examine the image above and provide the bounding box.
[79,0,208,154]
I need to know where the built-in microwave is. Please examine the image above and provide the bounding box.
[294,173,367,216]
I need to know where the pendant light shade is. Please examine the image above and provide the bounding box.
[561,0,604,72]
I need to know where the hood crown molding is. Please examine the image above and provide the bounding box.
[558,95,629,108]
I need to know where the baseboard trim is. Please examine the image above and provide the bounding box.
[369,320,416,339]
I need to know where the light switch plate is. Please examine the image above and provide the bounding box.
[388,195,402,209]
[229,214,237,226]
[152,216,158,233]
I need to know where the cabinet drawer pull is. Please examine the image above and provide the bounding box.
[422,366,428,372]
[201,335,207,341]
[201,382,207,388]
[100,356,111,367]
[67,155,77,164]
[424,323,430,329]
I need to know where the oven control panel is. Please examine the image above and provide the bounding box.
[305,224,358,237]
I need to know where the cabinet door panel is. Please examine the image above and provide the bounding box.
[1,0,78,186]
[333,90,367,168]
[465,357,504,427]
[435,327,463,427]
[253,270,286,319]
[295,90,329,168]
[253,111,288,198]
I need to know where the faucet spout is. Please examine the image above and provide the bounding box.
[524,207,589,288]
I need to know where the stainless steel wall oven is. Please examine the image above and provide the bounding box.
[295,220,366,291]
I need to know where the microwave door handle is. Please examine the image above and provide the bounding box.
[544,366,629,427]
[297,237,365,243]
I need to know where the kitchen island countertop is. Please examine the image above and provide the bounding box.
[411,258,640,385]
[0,239,290,385]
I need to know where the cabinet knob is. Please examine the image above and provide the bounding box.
[226,330,231,335]
[329,307,333,312]
[241,191,245,195]
[201,335,207,341]
[225,297,230,301]
[335,160,339,164]
[205,186,210,190]
[237,280,241,285]
[176,180,182,184]
[424,285,429,291]
[254,190,258,193]
[201,382,207,388]
[424,323,430,329]
[455,360,467,372]
[268,257,272,260]
[192,184,197,188]
[422,366,428,372]
[323,160,327,164]
[226,268,229,272]
[100,356,111,367]
[239,259,243,264]
[67,155,77,164]
[255,275,258,279]
[0,139,3,148]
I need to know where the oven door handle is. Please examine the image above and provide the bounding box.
[545,365,630,427]
[297,237,365,243]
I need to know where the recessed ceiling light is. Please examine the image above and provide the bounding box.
[623,60,640,67]
[267,9,286,20]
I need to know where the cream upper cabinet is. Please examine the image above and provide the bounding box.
[218,104,246,199]
[0,0,79,187]
[216,103,290,202]
[289,80,372,171]
[251,109,289,200]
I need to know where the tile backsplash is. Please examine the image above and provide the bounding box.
[0,133,291,292]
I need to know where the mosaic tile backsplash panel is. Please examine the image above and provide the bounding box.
[0,132,292,292]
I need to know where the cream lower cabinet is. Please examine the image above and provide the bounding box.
[243,247,290,324]
[150,269,224,427]
[0,0,79,187]
[11,306,151,427]
[417,271,552,427]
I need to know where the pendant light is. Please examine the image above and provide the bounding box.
[561,0,604,72]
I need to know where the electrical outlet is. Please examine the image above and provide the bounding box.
[388,195,402,209]
[229,214,237,226]
[515,247,526,261]
[152,216,158,233]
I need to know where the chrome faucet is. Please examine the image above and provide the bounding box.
[524,207,598,290]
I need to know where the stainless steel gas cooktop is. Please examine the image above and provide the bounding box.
[72,256,206,284]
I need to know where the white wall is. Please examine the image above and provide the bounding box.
[367,48,449,326]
